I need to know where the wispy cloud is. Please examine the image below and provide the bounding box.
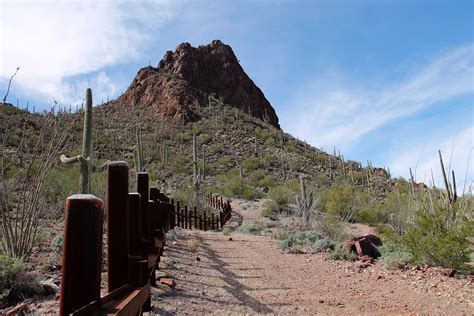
[0,0,180,105]
[284,44,474,150]
[390,126,473,193]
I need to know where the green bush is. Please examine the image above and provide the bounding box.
[262,185,294,216]
[242,157,262,171]
[0,255,42,303]
[222,228,231,236]
[402,207,473,270]
[274,229,328,252]
[319,213,348,243]
[327,243,358,261]
[221,171,262,200]
[379,244,413,269]
[323,185,368,223]
[240,221,266,235]
[209,144,223,155]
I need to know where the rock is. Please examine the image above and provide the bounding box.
[440,268,456,278]
[196,256,201,261]
[228,237,233,241]
[160,278,176,288]
[40,278,60,295]
[347,234,382,258]
[117,40,280,127]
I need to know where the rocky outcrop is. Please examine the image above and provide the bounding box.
[117,40,279,128]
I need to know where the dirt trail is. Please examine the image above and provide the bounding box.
[153,200,473,315]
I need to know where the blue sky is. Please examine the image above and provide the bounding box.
[1,0,473,191]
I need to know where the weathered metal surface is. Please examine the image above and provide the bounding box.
[60,195,104,316]
[106,162,130,293]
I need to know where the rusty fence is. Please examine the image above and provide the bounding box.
[59,161,232,315]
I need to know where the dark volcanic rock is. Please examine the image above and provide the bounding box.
[117,40,279,127]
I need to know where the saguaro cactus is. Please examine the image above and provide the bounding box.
[60,88,106,193]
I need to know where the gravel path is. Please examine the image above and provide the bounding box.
[152,200,473,315]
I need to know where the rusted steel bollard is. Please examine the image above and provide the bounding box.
[193,206,197,229]
[184,205,188,229]
[199,214,203,230]
[203,211,208,231]
[60,195,104,316]
[106,161,130,293]
[137,172,150,241]
[128,193,142,257]
[176,201,181,228]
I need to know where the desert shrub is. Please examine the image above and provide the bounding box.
[0,255,42,303]
[358,199,388,226]
[216,156,232,168]
[319,213,348,243]
[312,237,333,252]
[221,171,262,200]
[240,221,266,235]
[198,133,211,145]
[262,185,294,216]
[379,244,413,269]
[209,144,223,155]
[327,243,358,261]
[323,185,368,223]
[222,228,231,236]
[402,204,473,270]
[170,152,188,173]
[274,229,328,252]
[242,156,262,171]
[48,234,63,266]
[188,240,199,253]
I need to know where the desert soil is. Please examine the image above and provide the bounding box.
[153,199,473,315]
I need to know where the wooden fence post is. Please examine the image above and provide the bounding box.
[60,195,104,316]
[106,162,129,293]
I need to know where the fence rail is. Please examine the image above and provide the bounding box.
[59,161,232,315]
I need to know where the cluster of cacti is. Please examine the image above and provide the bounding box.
[60,88,108,194]
[296,175,316,227]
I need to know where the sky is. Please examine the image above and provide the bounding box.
[1,0,473,191]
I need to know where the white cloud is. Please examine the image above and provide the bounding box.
[284,44,474,150]
[0,0,179,105]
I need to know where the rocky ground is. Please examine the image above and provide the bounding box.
[151,200,473,315]
[6,199,473,315]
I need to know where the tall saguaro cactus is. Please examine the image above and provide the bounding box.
[60,88,105,193]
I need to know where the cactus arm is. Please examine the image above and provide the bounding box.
[60,154,82,164]
[91,160,110,172]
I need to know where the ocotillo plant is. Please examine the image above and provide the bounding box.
[296,175,316,227]
[60,88,106,194]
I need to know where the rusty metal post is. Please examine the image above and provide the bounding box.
[193,206,197,229]
[211,213,215,230]
[220,211,224,227]
[203,211,207,231]
[176,201,181,228]
[106,162,129,293]
[220,197,223,209]
[199,214,203,230]
[60,195,104,316]
[184,205,188,229]
[137,172,150,241]
[128,193,142,257]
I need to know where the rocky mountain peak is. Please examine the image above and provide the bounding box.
[117,40,280,127]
